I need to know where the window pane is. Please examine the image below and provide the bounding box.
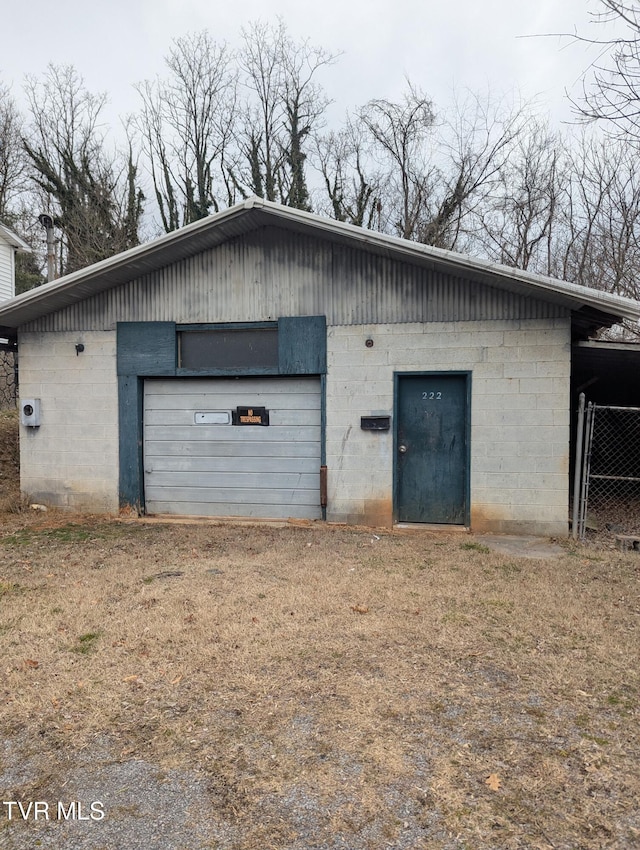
[179,328,278,369]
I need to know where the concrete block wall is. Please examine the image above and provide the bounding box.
[18,331,119,512]
[325,318,571,535]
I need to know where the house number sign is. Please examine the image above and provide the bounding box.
[422,392,442,400]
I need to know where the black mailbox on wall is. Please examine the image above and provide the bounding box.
[361,416,391,431]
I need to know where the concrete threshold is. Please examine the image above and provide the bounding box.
[394,523,469,533]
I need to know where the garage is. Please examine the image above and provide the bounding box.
[4,199,640,533]
[143,376,322,519]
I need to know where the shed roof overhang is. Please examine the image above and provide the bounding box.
[0,197,639,342]
[572,340,640,406]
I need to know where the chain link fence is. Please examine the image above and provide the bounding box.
[0,351,17,410]
[575,400,640,538]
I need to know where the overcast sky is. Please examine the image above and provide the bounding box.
[0,0,622,131]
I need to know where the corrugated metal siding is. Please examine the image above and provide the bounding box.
[22,227,568,332]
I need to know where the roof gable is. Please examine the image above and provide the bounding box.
[0,198,639,340]
[17,225,572,334]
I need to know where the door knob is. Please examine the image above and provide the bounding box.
[398,444,407,453]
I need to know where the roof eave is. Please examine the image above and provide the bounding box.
[0,222,31,253]
[0,198,639,331]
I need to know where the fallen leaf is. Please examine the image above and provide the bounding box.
[170,674,183,685]
[485,773,501,791]
[24,659,39,669]
[351,604,369,614]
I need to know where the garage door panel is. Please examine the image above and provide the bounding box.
[145,392,321,411]
[144,408,320,427]
[144,485,321,506]
[147,501,319,520]
[146,471,319,489]
[144,377,322,519]
[145,456,320,474]
[144,425,321,443]
[144,440,320,459]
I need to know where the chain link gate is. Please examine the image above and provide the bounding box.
[574,394,640,539]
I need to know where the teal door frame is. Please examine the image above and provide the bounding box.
[117,318,327,515]
[393,371,472,525]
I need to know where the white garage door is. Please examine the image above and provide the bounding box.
[143,377,322,519]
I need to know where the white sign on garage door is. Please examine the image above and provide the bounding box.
[143,376,321,519]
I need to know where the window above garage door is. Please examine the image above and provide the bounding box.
[178,324,279,370]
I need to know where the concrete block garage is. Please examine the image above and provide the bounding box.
[1,199,639,534]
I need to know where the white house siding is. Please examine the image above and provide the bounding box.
[18,330,119,512]
[0,238,15,303]
[325,317,571,536]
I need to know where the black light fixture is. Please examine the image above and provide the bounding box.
[75,343,85,356]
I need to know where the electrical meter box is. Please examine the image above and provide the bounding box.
[21,399,41,427]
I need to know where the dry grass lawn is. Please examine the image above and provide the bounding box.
[0,414,639,848]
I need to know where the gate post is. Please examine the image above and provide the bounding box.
[572,392,586,540]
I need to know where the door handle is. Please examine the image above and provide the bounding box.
[398,444,407,453]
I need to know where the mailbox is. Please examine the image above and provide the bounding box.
[361,415,390,431]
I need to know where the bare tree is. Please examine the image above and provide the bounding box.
[319,86,525,250]
[0,82,45,292]
[137,32,237,232]
[570,1,640,141]
[232,20,336,210]
[23,64,143,274]
[566,134,640,300]
[0,81,27,220]
[477,119,640,340]
[479,120,567,274]
[315,119,383,228]
[357,83,436,239]
[417,92,526,251]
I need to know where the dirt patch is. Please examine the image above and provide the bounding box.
[0,511,639,849]
[0,409,20,513]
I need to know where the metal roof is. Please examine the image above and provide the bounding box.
[0,197,639,339]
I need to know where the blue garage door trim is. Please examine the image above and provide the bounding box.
[117,318,326,513]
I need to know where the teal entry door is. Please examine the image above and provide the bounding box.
[396,374,469,524]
